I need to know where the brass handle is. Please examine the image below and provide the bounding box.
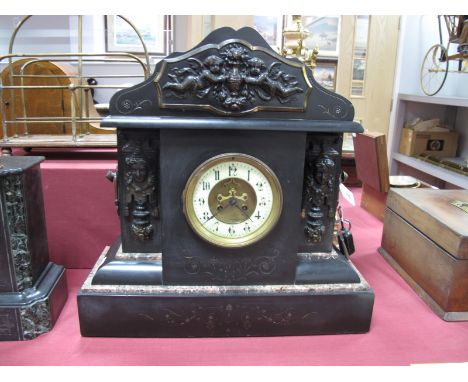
[105,169,119,215]
[106,170,116,182]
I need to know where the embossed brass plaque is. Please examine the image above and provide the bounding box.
[155,40,312,115]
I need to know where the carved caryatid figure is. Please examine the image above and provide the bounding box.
[122,140,158,240]
[125,156,156,207]
[304,151,337,243]
[309,155,335,210]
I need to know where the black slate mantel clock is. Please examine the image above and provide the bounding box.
[78,27,374,337]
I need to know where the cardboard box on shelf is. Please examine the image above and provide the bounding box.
[399,127,459,158]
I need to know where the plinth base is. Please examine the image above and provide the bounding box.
[78,247,374,337]
[0,263,67,341]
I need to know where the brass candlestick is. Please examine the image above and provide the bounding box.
[282,15,319,69]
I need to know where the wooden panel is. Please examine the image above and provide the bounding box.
[0,59,112,141]
[336,16,400,134]
[353,132,389,192]
[175,16,256,55]
[1,59,71,137]
[379,246,468,321]
[212,16,254,30]
[360,183,387,221]
[381,208,468,312]
[335,16,355,97]
[186,15,204,50]
[387,188,468,259]
[362,16,400,134]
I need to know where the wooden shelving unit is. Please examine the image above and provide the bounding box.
[387,93,468,189]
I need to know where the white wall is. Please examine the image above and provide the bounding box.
[0,15,161,103]
[397,15,468,98]
[5,15,465,103]
[0,15,72,54]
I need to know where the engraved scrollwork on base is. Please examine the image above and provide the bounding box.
[162,303,313,336]
[20,301,52,340]
[184,257,202,275]
[161,43,304,113]
[121,137,159,241]
[183,255,277,283]
[0,313,14,337]
[2,175,32,291]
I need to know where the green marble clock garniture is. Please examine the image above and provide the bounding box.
[78,27,374,337]
[0,156,67,341]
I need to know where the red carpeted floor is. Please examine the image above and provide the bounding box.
[1,149,468,365]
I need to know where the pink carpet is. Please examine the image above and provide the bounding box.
[1,149,468,365]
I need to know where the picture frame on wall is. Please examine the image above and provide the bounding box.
[105,15,171,55]
[253,16,284,52]
[300,15,341,58]
[314,61,337,91]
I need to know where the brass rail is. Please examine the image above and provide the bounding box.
[1,15,155,151]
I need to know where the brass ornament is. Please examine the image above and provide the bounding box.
[155,39,312,115]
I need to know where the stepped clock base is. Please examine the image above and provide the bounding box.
[78,247,374,337]
[0,263,67,341]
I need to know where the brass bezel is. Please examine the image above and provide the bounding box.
[183,153,283,248]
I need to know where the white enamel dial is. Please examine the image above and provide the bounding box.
[183,154,283,248]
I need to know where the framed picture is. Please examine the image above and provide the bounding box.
[313,61,337,91]
[352,59,366,81]
[293,15,341,58]
[253,16,284,51]
[105,15,171,55]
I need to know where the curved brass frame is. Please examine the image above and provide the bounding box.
[7,15,151,72]
[1,15,154,149]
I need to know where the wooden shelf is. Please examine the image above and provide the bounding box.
[393,152,468,189]
[388,92,468,189]
[398,93,468,108]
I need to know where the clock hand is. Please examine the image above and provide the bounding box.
[202,199,231,226]
[202,210,221,226]
[202,209,223,225]
[231,199,253,222]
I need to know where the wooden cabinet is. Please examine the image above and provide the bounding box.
[380,188,468,320]
[387,93,468,189]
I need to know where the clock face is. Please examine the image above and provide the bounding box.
[183,153,283,248]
